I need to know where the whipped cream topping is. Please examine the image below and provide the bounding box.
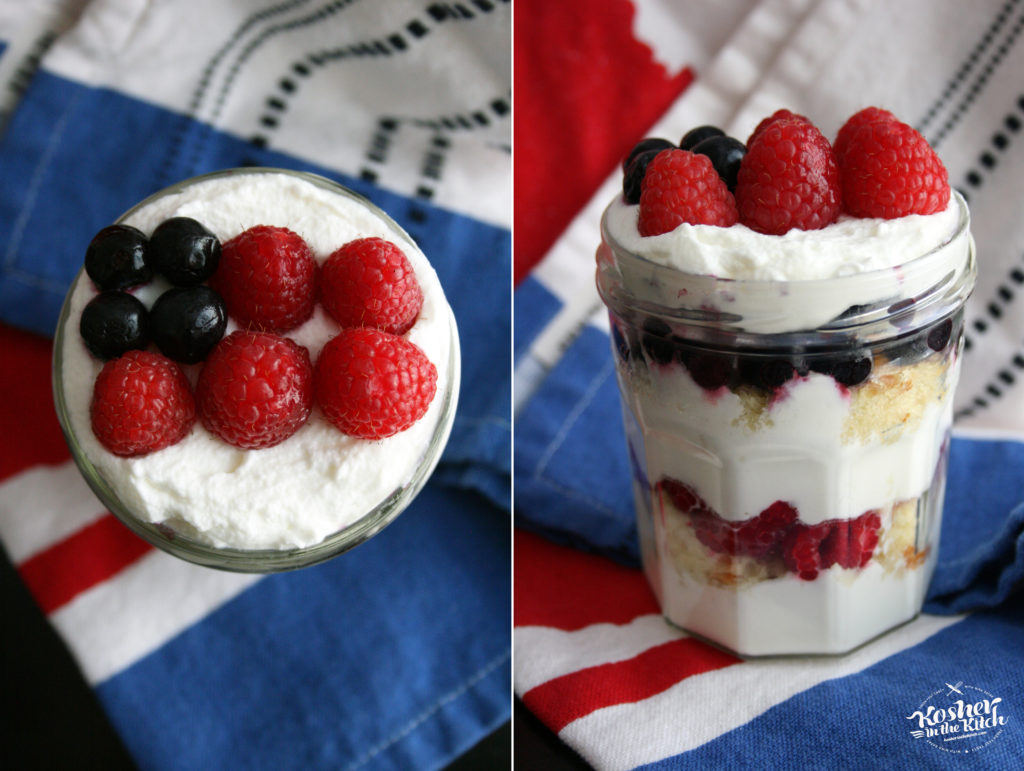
[601,193,970,334]
[60,171,454,550]
[605,197,961,281]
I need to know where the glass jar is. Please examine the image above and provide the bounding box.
[53,168,460,572]
[596,192,975,656]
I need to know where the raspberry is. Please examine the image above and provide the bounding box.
[660,478,704,512]
[747,109,810,147]
[840,119,950,218]
[320,237,423,335]
[821,510,882,569]
[735,118,841,235]
[782,522,831,580]
[637,149,738,236]
[315,327,437,439]
[833,106,897,163]
[196,330,313,449]
[90,350,195,457]
[690,507,738,555]
[209,225,316,332]
[735,500,798,559]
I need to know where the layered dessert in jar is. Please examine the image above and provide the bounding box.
[54,168,459,571]
[596,109,975,655]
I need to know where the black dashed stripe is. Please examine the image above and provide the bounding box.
[954,343,1024,421]
[954,93,1024,194]
[228,0,508,228]
[158,0,314,186]
[917,0,1019,133]
[929,7,1024,149]
[181,0,353,176]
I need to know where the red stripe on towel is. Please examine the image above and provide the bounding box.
[515,528,659,630]
[18,514,153,614]
[0,324,71,482]
[522,637,739,732]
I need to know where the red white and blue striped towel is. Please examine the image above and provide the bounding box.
[514,0,1024,767]
[0,2,510,769]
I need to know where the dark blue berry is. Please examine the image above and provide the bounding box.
[641,317,675,365]
[623,149,663,204]
[149,217,221,286]
[810,354,872,387]
[623,137,675,172]
[740,356,798,391]
[84,225,152,291]
[150,286,227,363]
[888,297,917,329]
[927,318,953,351]
[79,291,149,360]
[680,125,725,151]
[691,135,746,192]
[681,350,735,390]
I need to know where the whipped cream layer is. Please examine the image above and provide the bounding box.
[60,172,454,550]
[653,556,931,656]
[602,194,968,334]
[623,360,956,524]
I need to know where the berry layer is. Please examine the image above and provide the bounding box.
[645,492,939,656]
[60,172,453,550]
[617,349,958,525]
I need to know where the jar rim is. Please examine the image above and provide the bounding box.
[52,167,461,572]
[600,190,970,288]
[597,191,975,336]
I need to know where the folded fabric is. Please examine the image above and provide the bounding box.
[514,528,1024,770]
[0,1,511,768]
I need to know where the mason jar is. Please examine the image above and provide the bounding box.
[596,191,974,656]
[53,168,460,572]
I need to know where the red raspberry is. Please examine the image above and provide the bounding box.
[735,118,841,235]
[690,507,737,555]
[638,149,738,236]
[210,225,316,332]
[821,510,882,569]
[660,478,705,512]
[840,119,950,218]
[747,108,810,146]
[782,522,831,580]
[315,327,437,439]
[832,106,897,163]
[90,350,195,457]
[196,330,313,449]
[320,237,423,335]
[735,500,798,558]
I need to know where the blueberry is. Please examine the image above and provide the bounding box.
[623,148,664,204]
[79,291,149,360]
[810,354,872,387]
[681,350,735,390]
[927,318,953,351]
[149,217,221,286]
[690,135,747,191]
[680,125,725,151]
[150,286,227,363]
[641,317,675,365]
[739,356,798,391]
[623,137,675,173]
[84,225,152,291]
